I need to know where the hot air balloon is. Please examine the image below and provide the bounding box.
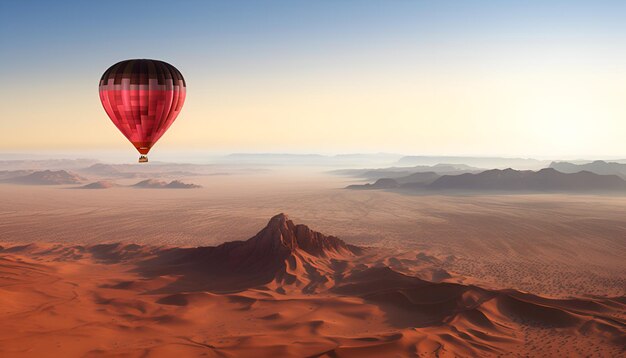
[99,59,186,163]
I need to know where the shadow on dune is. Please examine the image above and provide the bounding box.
[126,214,626,350]
[132,213,361,294]
[330,266,625,348]
[2,213,625,356]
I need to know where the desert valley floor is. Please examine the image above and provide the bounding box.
[0,173,625,357]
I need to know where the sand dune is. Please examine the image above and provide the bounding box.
[0,215,623,357]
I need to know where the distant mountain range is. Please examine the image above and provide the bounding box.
[1,170,85,185]
[76,163,206,179]
[550,160,626,179]
[346,172,441,190]
[0,170,34,180]
[332,163,482,180]
[0,170,201,189]
[79,163,129,177]
[396,156,550,170]
[430,168,626,192]
[348,168,626,193]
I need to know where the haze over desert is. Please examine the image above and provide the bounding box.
[0,161,625,357]
[2,1,626,356]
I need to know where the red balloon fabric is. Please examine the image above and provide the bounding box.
[99,59,186,156]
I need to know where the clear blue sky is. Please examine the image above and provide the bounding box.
[1,1,625,157]
[3,1,624,77]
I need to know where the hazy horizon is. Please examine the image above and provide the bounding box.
[2,150,625,161]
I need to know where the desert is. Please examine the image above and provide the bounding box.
[0,164,625,357]
[1,211,624,357]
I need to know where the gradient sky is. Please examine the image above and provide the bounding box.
[1,0,625,157]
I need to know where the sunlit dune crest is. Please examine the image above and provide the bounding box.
[0,214,624,357]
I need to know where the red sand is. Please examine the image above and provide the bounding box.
[0,214,624,357]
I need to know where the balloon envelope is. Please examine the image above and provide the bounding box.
[99,59,186,158]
